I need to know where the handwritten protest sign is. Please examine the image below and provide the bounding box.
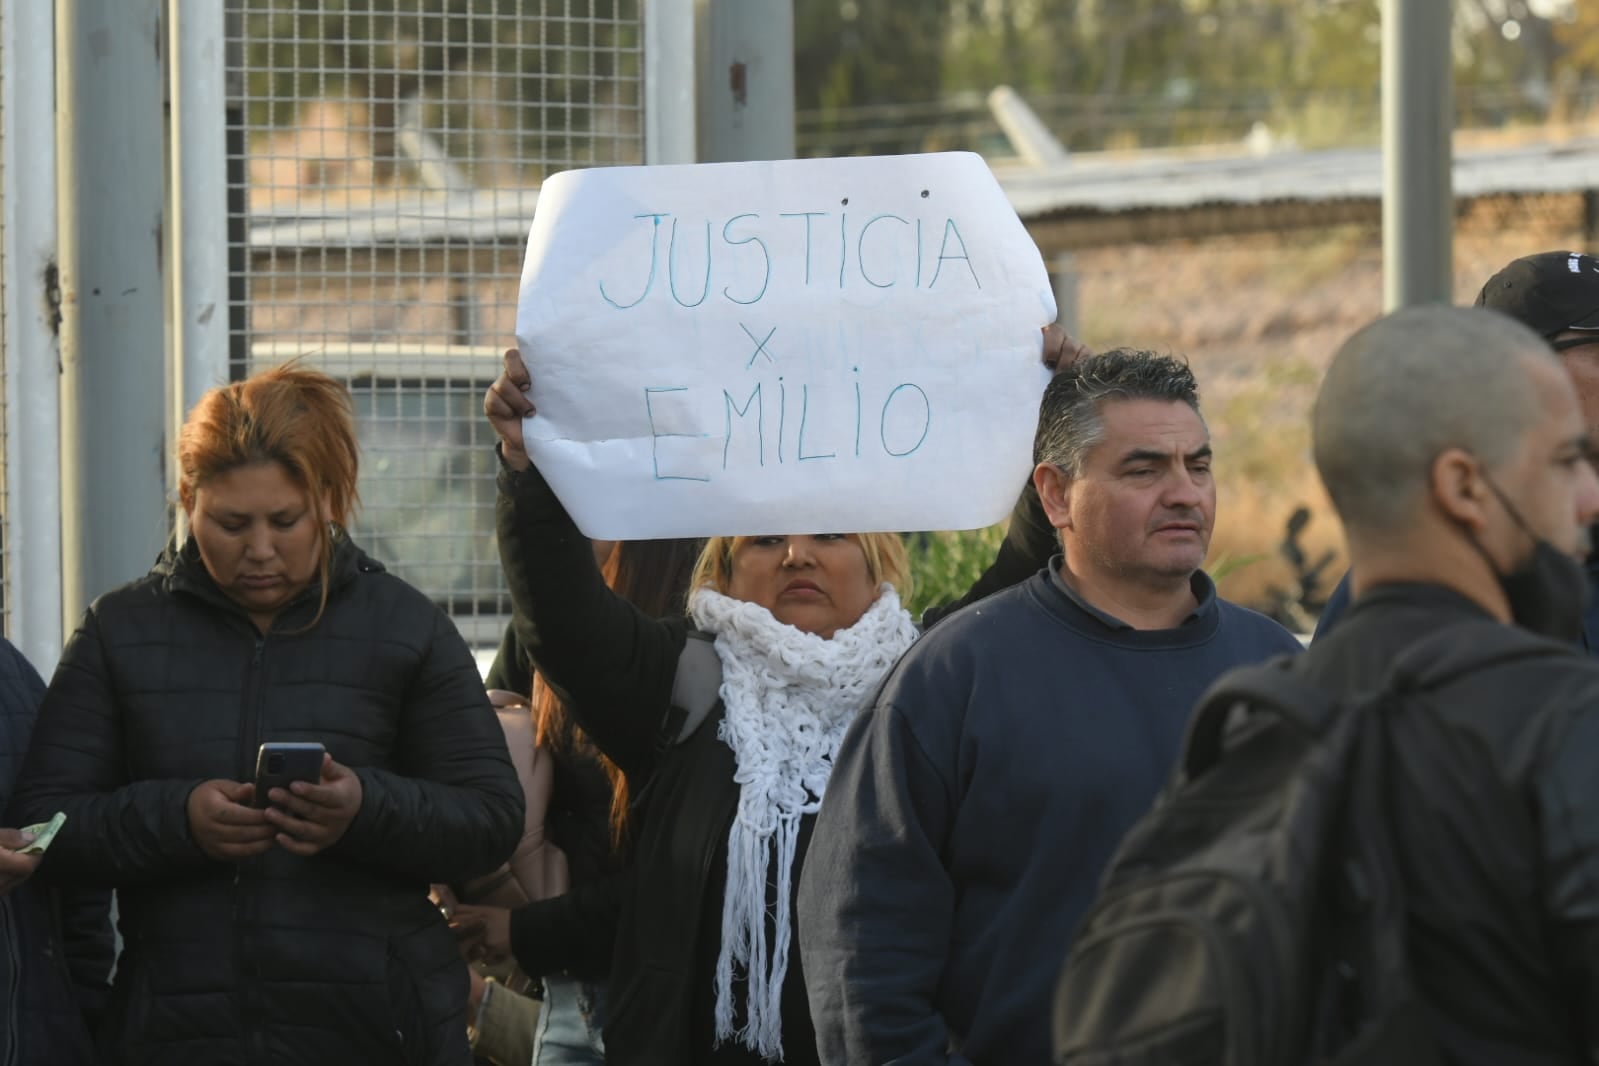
[515,151,1056,539]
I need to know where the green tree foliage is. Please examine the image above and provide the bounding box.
[903,525,1007,620]
[794,1,953,154]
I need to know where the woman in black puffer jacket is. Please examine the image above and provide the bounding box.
[10,364,524,1066]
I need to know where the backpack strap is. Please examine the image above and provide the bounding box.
[1183,620,1571,782]
[1183,653,1334,780]
[655,630,723,750]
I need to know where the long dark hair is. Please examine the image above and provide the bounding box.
[533,537,703,846]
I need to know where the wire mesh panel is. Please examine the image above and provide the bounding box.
[226,0,644,649]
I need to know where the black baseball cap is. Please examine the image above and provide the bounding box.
[1475,251,1599,343]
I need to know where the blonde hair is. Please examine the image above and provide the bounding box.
[689,533,913,606]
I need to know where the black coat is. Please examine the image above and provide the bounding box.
[486,623,627,982]
[1301,584,1599,1063]
[0,637,110,1066]
[494,457,1053,1065]
[10,536,524,1066]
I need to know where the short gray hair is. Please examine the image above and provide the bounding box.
[1034,348,1203,476]
[1312,305,1553,534]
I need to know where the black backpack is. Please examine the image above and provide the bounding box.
[1052,626,1561,1066]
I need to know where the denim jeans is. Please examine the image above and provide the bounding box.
[529,975,606,1066]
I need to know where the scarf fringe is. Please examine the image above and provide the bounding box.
[691,584,918,1061]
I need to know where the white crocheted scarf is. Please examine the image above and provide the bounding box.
[688,583,919,1061]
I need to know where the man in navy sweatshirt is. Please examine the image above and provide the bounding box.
[796,349,1302,1065]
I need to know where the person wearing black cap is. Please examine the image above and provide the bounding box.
[1313,249,1599,649]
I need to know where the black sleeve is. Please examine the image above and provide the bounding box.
[798,681,973,1065]
[1536,703,1599,1055]
[506,870,625,981]
[0,641,116,1024]
[495,455,687,779]
[334,604,525,884]
[485,620,534,698]
[10,609,211,887]
[921,480,1055,629]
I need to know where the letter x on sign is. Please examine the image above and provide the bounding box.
[742,324,777,367]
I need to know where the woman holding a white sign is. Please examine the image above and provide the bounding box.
[485,332,1075,1066]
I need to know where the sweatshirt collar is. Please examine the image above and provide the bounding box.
[1048,556,1215,632]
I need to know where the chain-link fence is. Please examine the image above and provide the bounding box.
[227,1,644,647]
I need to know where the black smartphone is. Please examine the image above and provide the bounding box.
[253,742,326,808]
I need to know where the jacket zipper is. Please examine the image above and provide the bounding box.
[235,632,268,1066]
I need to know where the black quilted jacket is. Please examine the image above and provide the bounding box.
[0,637,109,1066]
[10,536,524,1066]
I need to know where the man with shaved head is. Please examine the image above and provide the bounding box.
[1296,304,1599,1061]
[1316,250,1599,648]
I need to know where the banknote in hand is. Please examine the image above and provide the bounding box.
[14,811,66,855]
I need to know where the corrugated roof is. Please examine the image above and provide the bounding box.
[995,137,1599,217]
[247,138,1599,251]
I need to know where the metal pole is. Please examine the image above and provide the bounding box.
[2,0,64,672]
[56,0,169,625]
[170,1,231,446]
[1050,254,1080,337]
[695,0,795,163]
[226,3,249,381]
[646,0,697,164]
[1382,0,1454,310]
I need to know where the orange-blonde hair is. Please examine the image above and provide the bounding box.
[177,362,360,627]
[689,532,913,604]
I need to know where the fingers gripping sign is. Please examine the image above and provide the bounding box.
[263,753,365,857]
[1042,322,1092,374]
[483,347,536,472]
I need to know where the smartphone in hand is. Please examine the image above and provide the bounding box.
[253,742,326,808]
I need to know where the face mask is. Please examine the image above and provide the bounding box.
[1475,476,1591,644]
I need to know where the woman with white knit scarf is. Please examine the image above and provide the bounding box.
[485,333,1078,1066]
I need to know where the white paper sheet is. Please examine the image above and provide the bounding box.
[515,151,1056,539]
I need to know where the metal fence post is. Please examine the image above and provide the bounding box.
[55,0,169,625]
[646,0,697,164]
[170,1,232,427]
[1382,0,1453,310]
[2,0,64,671]
[696,0,795,162]
[1050,254,1080,337]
